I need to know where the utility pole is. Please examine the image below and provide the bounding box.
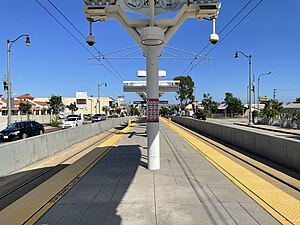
[273,88,276,100]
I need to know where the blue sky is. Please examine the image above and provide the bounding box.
[0,0,299,104]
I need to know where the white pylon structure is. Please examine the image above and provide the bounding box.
[83,0,221,170]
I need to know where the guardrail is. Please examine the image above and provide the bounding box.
[0,117,134,177]
[170,116,300,173]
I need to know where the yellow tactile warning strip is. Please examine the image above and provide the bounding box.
[162,118,300,225]
[0,124,134,225]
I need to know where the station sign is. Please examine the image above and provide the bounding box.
[147,98,159,122]
[118,0,186,15]
[133,101,146,104]
[133,100,168,104]
[159,100,168,104]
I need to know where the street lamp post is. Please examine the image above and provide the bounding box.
[98,82,107,114]
[257,72,271,111]
[7,34,30,126]
[235,51,253,125]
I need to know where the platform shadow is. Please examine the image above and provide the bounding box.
[34,144,143,225]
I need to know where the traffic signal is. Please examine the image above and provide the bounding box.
[3,81,8,91]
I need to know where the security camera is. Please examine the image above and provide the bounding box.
[209,18,219,45]
[209,33,219,45]
[86,34,96,46]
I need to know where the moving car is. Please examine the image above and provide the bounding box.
[0,121,45,141]
[62,116,83,128]
[193,112,206,121]
[92,114,106,123]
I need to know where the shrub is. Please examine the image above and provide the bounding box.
[252,110,259,118]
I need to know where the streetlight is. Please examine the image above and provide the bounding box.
[235,50,253,125]
[257,72,271,111]
[7,34,31,126]
[98,82,107,114]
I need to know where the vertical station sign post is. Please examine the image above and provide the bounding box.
[83,0,221,170]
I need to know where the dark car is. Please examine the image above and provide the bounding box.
[193,112,206,121]
[92,114,106,123]
[0,121,45,141]
[92,114,102,123]
[100,114,107,121]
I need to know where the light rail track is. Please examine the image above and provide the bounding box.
[166,119,300,194]
[0,125,127,210]
[162,118,300,224]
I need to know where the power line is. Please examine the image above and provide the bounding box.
[47,0,125,81]
[276,89,300,91]
[34,0,123,83]
[182,0,263,75]
[181,0,254,75]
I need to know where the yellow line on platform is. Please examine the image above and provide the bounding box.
[0,125,134,225]
[162,118,300,225]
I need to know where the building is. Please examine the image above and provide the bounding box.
[282,103,300,115]
[34,96,116,115]
[0,93,50,116]
[0,93,117,116]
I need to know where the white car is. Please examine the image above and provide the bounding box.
[62,116,83,128]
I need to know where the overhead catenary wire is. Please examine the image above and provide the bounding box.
[181,0,260,75]
[188,0,263,74]
[34,0,124,83]
[47,0,125,82]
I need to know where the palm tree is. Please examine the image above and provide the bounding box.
[47,95,65,121]
[260,99,283,124]
[102,106,110,115]
[19,101,32,121]
[66,102,78,115]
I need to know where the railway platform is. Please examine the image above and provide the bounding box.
[0,118,299,225]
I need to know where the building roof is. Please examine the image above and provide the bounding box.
[33,101,48,106]
[16,93,34,100]
[283,103,300,109]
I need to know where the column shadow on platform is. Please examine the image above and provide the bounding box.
[36,144,144,225]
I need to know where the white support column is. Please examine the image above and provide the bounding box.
[83,0,221,171]
[146,45,160,170]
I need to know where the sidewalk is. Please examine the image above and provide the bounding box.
[35,121,279,225]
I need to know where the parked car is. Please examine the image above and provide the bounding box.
[66,114,79,119]
[0,121,45,141]
[193,112,206,121]
[62,116,83,128]
[92,114,104,123]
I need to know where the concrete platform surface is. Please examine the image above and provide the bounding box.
[35,121,280,225]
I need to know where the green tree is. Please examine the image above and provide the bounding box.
[223,92,244,114]
[131,107,140,116]
[116,108,121,115]
[173,76,195,109]
[47,95,64,119]
[202,93,219,114]
[292,110,300,122]
[102,106,110,115]
[66,102,78,115]
[295,97,300,103]
[19,101,32,120]
[160,107,170,116]
[260,99,283,119]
